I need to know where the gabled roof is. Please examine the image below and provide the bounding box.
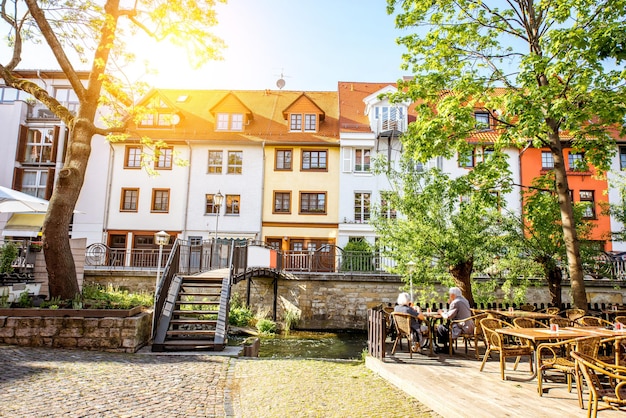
[131,89,339,145]
[209,92,253,120]
[281,93,326,121]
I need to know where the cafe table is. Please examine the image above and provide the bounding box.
[422,311,444,356]
[483,309,557,322]
[495,326,624,382]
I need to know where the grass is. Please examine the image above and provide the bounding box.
[230,359,438,417]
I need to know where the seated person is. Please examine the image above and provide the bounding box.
[436,287,474,353]
[394,292,429,349]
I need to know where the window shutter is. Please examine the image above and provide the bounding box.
[50,126,60,163]
[342,147,352,173]
[12,168,23,190]
[45,168,55,199]
[16,125,28,162]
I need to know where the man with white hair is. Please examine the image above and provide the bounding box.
[435,286,474,353]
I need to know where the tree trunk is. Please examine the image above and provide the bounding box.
[42,119,95,299]
[538,256,563,307]
[449,260,474,307]
[547,129,587,310]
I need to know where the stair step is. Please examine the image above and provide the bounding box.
[166,330,217,336]
[176,300,219,306]
[154,340,225,351]
[174,309,219,315]
[179,291,221,296]
[170,319,218,325]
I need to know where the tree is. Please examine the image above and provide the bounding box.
[373,163,511,307]
[387,0,626,309]
[0,0,224,298]
[506,173,598,306]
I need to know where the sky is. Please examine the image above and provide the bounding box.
[136,0,409,91]
[6,0,408,92]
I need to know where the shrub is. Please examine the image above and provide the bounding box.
[283,308,300,333]
[256,318,277,335]
[0,242,18,273]
[341,240,374,272]
[229,294,254,327]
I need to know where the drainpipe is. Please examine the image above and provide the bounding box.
[183,140,192,239]
[259,140,266,242]
[102,142,115,243]
[518,141,532,216]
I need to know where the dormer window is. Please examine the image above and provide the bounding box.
[290,113,317,132]
[216,113,244,131]
[474,112,491,131]
[139,96,178,128]
[375,106,404,131]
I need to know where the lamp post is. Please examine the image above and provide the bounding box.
[407,261,416,303]
[154,230,170,290]
[213,190,224,240]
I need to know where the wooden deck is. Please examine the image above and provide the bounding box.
[366,342,624,418]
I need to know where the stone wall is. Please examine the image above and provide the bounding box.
[0,311,152,353]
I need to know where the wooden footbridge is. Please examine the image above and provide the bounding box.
[151,239,289,352]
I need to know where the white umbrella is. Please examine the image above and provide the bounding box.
[0,186,49,213]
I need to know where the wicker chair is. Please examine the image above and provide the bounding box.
[448,313,488,358]
[566,308,586,322]
[383,306,396,341]
[479,318,534,380]
[390,312,419,358]
[550,316,573,328]
[536,336,601,407]
[576,316,613,328]
[571,351,626,417]
[541,307,561,315]
[519,303,536,312]
[615,316,626,325]
[513,317,549,329]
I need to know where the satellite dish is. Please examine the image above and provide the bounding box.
[276,77,286,89]
[171,113,181,125]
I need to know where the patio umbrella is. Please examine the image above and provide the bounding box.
[0,186,49,213]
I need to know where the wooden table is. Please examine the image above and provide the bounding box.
[601,308,626,321]
[497,326,626,382]
[484,309,557,321]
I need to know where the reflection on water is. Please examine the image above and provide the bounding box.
[230,331,367,359]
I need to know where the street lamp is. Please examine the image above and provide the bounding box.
[407,261,416,303]
[154,230,170,289]
[213,190,224,240]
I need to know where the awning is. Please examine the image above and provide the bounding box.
[1,213,45,238]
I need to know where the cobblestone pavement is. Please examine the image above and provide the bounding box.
[0,345,233,418]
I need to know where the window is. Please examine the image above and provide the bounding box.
[568,152,587,171]
[458,149,474,168]
[151,189,170,212]
[216,113,243,131]
[155,148,172,170]
[354,192,371,223]
[304,114,317,131]
[139,96,177,128]
[0,86,19,102]
[300,192,326,214]
[274,192,291,213]
[208,150,223,173]
[620,147,626,170]
[21,170,48,198]
[25,128,54,163]
[225,194,240,215]
[205,193,221,214]
[542,151,554,169]
[121,188,139,212]
[290,114,302,131]
[125,146,142,169]
[579,190,595,219]
[227,151,242,174]
[275,149,293,170]
[376,106,404,130]
[302,150,327,170]
[54,87,79,113]
[474,112,490,130]
[380,192,397,219]
[354,149,371,172]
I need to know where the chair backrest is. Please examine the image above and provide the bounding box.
[576,316,605,327]
[571,351,626,401]
[473,313,488,336]
[574,337,601,358]
[391,312,413,337]
[519,304,536,312]
[565,308,586,321]
[615,315,626,325]
[550,317,572,328]
[513,317,548,329]
[544,307,560,315]
[480,318,507,349]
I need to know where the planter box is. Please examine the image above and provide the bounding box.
[0,305,143,318]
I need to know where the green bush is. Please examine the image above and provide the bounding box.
[283,308,300,333]
[0,242,18,273]
[341,240,374,272]
[80,283,153,309]
[256,318,277,335]
[229,293,254,327]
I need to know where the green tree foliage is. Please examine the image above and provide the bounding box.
[341,239,374,272]
[386,0,626,309]
[372,164,511,307]
[0,0,224,298]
